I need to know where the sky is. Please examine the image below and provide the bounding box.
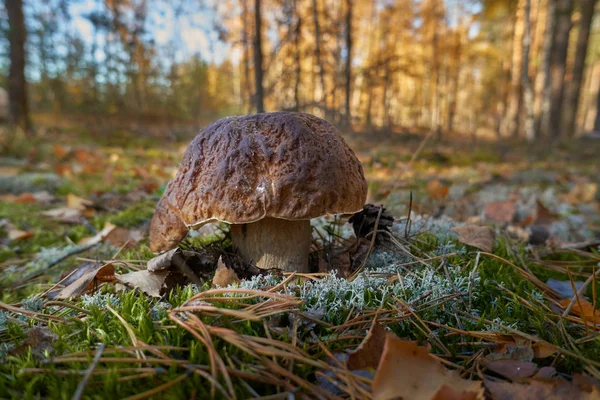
[67,0,232,65]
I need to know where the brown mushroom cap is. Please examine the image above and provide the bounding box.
[150,112,367,252]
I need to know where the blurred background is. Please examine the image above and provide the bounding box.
[1,0,600,142]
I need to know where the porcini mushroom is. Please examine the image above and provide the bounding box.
[149,112,367,272]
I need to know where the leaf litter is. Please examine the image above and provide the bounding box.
[2,134,600,398]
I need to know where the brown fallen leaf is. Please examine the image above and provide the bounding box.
[212,257,240,288]
[485,378,600,400]
[347,322,387,370]
[78,222,117,245]
[559,297,600,321]
[117,270,169,297]
[532,342,558,359]
[564,183,598,205]
[54,262,115,299]
[66,193,93,210]
[372,334,484,400]
[450,225,495,252]
[40,207,82,223]
[427,179,450,200]
[485,359,538,380]
[484,201,516,223]
[8,228,35,241]
[105,227,144,248]
[9,326,58,359]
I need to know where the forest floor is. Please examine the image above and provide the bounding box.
[0,123,600,399]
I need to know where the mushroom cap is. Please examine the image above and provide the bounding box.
[150,112,367,249]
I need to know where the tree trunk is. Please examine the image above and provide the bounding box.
[534,0,556,135]
[312,0,326,109]
[293,0,302,111]
[5,0,30,133]
[343,0,353,127]
[594,82,600,131]
[241,0,252,113]
[547,0,573,138]
[503,0,525,137]
[253,0,265,113]
[522,0,536,141]
[562,0,597,136]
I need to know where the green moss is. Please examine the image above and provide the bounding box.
[108,199,156,228]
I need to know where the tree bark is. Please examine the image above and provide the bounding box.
[343,0,353,127]
[5,0,30,133]
[293,0,302,111]
[241,0,252,113]
[253,0,265,113]
[534,0,556,135]
[503,0,525,137]
[522,0,536,141]
[547,0,573,138]
[312,0,326,109]
[562,0,597,136]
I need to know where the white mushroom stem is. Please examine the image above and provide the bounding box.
[230,217,311,273]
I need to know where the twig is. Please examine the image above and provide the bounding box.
[71,343,105,400]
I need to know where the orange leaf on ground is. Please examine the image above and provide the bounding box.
[484,201,516,223]
[559,298,600,321]
[450,225,495,252]
[427,179,450,200]
[372,334,483,400]
[8,228,35,241]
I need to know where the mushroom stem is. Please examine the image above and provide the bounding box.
[231,217,311,273]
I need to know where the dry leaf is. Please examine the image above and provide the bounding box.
[485,378,600,400]
[532,343,558,359]
[484,201,516,223]
[105,227,143,248]
[372,334,483,400]
[53,144,70,159]
[78,222,117,245]
[55,262,115,299]
[117,270,169,297]
[564,183,598,204]
[212,257,240,288]
[485,359,538,380]
[41,207,82,223]
[450,225,495,252]
[9,327,58,359]
[427,179,450,200]
[66,193,93,210]
[559,298,600,321]
[347,322,387,370]
[8,228,35,241]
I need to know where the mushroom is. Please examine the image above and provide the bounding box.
[149,112,367,273]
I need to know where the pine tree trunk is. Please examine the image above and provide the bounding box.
[293,0,302,111]
[312,0,326,109]
[253,0,265,113]
[503,0,525,138]
[547,0,573,138]
[522,0,536,141]
[5,0,30,133]
[343,0,353,128]
[562,0,597,136]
